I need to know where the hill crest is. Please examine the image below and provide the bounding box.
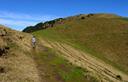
[23,13,122,33]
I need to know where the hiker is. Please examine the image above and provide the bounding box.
[32,35,36,48]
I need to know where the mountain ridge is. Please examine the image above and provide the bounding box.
[23,13,123,33]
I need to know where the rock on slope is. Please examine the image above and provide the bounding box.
[0,26,41,82]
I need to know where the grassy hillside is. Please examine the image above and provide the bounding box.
[34,44,99,82]
[0,26,99,82]
[32,14,128,75]
[0,26,41,82]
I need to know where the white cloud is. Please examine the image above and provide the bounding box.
[0,18,37,26]
[0,11,58,21]
[0,11,59,30]
[0,18,37,31]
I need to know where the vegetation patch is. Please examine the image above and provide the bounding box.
[121,18,128,21]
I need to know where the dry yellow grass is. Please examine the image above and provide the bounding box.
[0,26,41,82]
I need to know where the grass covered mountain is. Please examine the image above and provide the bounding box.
[23,13,122,33]
[0,25,99,82]
[23,13,128,82]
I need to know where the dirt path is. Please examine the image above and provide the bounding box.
[40,39,128,82]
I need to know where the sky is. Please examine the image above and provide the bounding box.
[0,0,127,31]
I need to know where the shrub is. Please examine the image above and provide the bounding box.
[81,17,85,19]
[87,13,94,17]
[116,75,122,80]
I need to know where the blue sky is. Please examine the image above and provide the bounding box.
[0,0,127,31]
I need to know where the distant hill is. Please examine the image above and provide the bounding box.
[23,18,64,33]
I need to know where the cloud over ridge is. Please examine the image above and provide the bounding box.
[0,11,58,30]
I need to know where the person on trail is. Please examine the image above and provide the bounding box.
[32,35,36,48]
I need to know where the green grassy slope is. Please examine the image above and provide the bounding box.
[33,45,99,82]
[33,14,128,74]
